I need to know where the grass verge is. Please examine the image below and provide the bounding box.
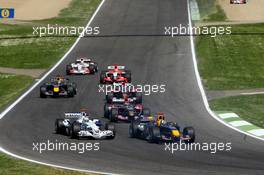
[0,73,33,110]
[197,23,264,90]
[0,153,92,175]
[196,0,226,21]
[0,0,101,69]
[0,0,100,174]
[0,73,95,174]
[210,95,264,128]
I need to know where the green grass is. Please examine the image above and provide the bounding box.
[0,73,33,110]
[197,23,264,90]
[0,0,101,174]
[0,0,101,69]
[196,0,226,21]
[0,152,93,175]
[210,95,264,128]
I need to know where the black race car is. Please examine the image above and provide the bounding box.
[40,76,77,98]
[104,102,150,122]
[129,113,195,143]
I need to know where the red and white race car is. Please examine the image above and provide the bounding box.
[100,65,131,84]
[66,58,98,75]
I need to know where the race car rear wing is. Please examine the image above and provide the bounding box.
[64,112,83,119]
[108,65,125,70]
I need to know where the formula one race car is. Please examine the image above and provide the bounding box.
[104,101,150,122]
[55,111,115,139]
[106,83,142,104]
[66,58,98,75]
[129,113,195,143]
[40,75,77,98]
[100,65,131,84]
[230,0,246,4]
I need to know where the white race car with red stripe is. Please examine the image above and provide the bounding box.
[66,58,98,75]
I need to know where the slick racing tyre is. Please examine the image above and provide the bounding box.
[89,64,96,74]
[106,92,114,103]
[71,122,81,139]
[183,127,195,143]
[135,92,142,104]
[129,121,139,138]
[148,126,161,143]
[105,123,116,139]
[104,104,110,118]
[40,86,47,98]
[110,108,118,122]
[55,119,65,134]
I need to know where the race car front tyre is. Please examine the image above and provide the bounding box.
[55,119,65,134]
[40,86,47,98]
[104,104,110,118]
[135,92,142,104]
[71,122,81,139]
[148,126,161,143]
[110,108,118,122]
[106,92,114,103]
[105,123,116,139]
[183,127,195,144]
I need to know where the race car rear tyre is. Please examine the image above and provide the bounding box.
[183,127,195,144]
[143,108,151,116]
[89,64,96,74]
[106,92,114,103]
[66,65,72,75]
[135,92,142,104]
[104,104,110,118]
[129,121,139,138]
[55,119,65,134]
[110,108,118,122]
[71,122,81,139]
[148,126,161,143]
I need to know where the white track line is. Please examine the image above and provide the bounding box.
[0,1,120,175]
[187,0,264,142]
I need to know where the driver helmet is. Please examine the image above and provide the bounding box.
[156,113,165,126]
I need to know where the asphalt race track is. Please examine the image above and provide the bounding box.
[0,0,264,174]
